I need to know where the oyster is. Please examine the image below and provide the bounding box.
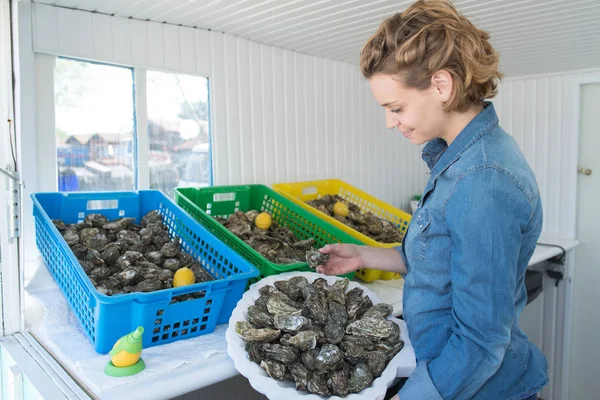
[140,210,161,227]
[260,359,287,380]
[306,373,330,396]
[306,248,329,269]
[267,293,302,316]
[163,258,181,271]
[134,280,162,293]
[262,343,300,365]
[63,228,80,246]
[116,267,140,286]
[328,299,349,327]
[342,334,376,351]
[117,230,141,242]
[346,288,373,321]
[328,368,350,397]
[103,217,135,233]
[161,242,180,258]
[315,344,343,372]
[274,276,308,301]
[289,330,318,351]
[384,320,401,345]
[273,314,311,333]
[245,342,265,363]
[235,321,281,343]
[290,362,311,391]
[366,350,387,376]
[324,321,345,344]
[301,348,320,371]
[327,278,349,305]
[302,284,329,325]
[362,303,394,319]
[346,316,393,341]
[349,362,374,393]
[340,341,367,365]
[247,305,274,329]
[375,340,405,361]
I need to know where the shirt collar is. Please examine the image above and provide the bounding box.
[421,101,499,176]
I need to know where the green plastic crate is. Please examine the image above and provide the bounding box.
[174,185,363,283]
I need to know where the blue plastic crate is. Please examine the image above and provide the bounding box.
[31,190,259,354]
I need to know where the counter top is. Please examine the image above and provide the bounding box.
[25,235,579,399]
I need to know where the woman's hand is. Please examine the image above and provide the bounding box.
[390,395,400,400]
[317,244,408,276]
[315,243,364,275]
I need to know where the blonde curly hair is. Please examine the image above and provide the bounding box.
[360,0,502,112]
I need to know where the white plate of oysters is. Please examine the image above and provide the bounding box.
[226,271,416,400]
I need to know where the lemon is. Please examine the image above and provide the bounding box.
[333,202,349,218]
[173,267,195,288]
[254,212,272,230]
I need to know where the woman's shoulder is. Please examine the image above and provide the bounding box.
[448,127,541,204]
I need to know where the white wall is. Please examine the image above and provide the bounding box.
[493,68,600,238]
[29,3,428,209]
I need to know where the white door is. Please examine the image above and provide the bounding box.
[569,82,600,400]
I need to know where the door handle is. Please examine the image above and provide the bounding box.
[578,167,592,176]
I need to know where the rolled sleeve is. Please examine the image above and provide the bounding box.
[393,244,410,277]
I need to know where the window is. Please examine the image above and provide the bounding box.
[146,70,211,197]
[52,59,212,197]
[54,58,135,191]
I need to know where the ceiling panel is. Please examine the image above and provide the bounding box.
[31,0,600,77]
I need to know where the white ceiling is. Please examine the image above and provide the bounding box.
[33,0,600,77]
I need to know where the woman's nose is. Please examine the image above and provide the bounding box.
[386,111,400,129]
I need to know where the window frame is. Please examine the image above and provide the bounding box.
[36,55,213,195]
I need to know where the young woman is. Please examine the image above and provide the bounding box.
[317,1,547,399]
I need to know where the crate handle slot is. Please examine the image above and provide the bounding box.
[301,186,318,195]
[213,193,236,202]
[87,199,119,210]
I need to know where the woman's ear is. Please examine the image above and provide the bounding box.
[431,70,453,103]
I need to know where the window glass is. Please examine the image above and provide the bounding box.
[54,58,135,191]
[146,70,211,197]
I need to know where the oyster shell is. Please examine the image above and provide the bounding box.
[328,368,350,397]
[349,362,374,393]
[262,343,300,365]
[306,373,330,396]
[362,303,393,319]
[260,359,287,380]
[324,321,345,344]
[306,248,329,269]
[274,276,308,301]
[302,284,329,325]
[235,321,281,343]
[315,344,343,372]
[245,342,265,363]
[247,305,275,329]
[290,362,311,391]
[289,330,318,351]
[267,293,302,316]
[345,316,393,341]
[301,347,320,371]
[273,314,311,333]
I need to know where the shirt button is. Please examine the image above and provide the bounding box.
[418,214,421,219]
[419,224,423,229]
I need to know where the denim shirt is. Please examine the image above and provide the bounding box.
[398,102,548,400]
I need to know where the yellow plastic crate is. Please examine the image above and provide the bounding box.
[272,179,412,282]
